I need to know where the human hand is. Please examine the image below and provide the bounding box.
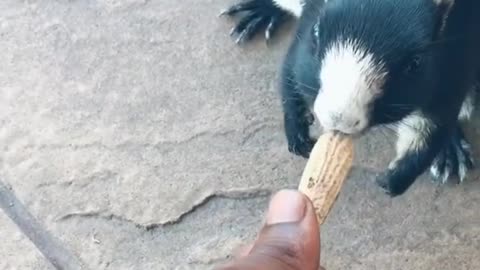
[217,189,324,270]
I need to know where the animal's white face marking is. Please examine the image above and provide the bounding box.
[273,0,305,17]
[314,39,388,134]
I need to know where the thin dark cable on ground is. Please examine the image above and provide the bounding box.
[0,180,89,270]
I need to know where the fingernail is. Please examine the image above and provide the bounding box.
[266,190,307,225]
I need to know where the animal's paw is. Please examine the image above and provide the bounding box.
[219,0,289,44]
[430,130,475,184]
[375,170,406,197]
[287,134,316,158]
[285,112,316,158]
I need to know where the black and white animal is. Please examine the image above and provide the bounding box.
[220,0,480,196]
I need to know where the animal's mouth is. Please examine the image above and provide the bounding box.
[321,125,369,139]
[329,129,368,140]
[313,111,371,138]
[350,129,369,139]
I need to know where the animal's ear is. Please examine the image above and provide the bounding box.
[432,0,455,37]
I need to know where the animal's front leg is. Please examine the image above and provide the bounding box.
[282,95,315,158]
[280,78,316,158]
[376,113,448,196]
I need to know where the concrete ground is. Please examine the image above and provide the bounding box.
[1,1,479,269]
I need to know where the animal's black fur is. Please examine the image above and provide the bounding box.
[377,0,480,195]
[222,0,480,196]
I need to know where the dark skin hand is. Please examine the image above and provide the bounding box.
[216,190,325,270]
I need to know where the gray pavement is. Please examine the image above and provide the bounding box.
[1,1,479,269]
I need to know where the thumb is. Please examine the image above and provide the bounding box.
[218,190,321,270]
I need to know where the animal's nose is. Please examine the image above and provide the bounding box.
[318,112,368,135]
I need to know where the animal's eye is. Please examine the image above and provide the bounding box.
[404,55,422,74]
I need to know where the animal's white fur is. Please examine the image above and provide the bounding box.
[459,88,476,121]
[390,107,473,183]
[430,162,442,180]
[432,0,455,5]
[430,161,452,183]
[388,111,434,170]
[457,139,472,182]
[432,0,455,34]
[314,39,388,134]
[272,0,305,17]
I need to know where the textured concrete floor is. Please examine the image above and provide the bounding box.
[1,1,479,269]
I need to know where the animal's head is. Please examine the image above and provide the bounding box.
[309,0,454,135]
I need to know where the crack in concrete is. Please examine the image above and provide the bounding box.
[57,211,150,232]
[37,180,74,189]
[57,210,146,229]
[36,171,117,189]
[154,188,272,229]
[55,167,374,231]
[18,119,278,151]
[239,123,277,146]
[57,187,272,230]
[189,257,229,267]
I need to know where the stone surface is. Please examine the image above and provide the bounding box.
[0,0,479,269]
[0,210,53,270]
